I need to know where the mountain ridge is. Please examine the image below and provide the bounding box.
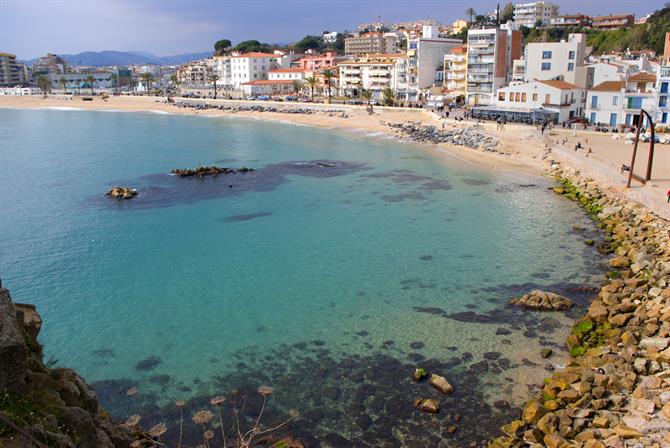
[23,50,213,66]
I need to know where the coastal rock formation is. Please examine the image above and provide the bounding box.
[174,101,349,118]
[170,165,254,177]
[105,186,137,199]
[0,279,134,447]
[382,121,501,152]
[489,166,670,448]
[509,289,575,311]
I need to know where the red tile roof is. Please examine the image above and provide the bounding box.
[628,72,657,83]
[539,80,581,90]
[242,80,295,85]
[591,81,625,92]
[233,52,278,59]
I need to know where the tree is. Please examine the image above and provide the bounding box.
[304,76,318,101]
[466,7,476,23]
[110,73,118,95]
[209,74,220,99]
[292,80,302,97]
[500,2,514,23]
[140,73,154,95]
[321,69,335,104]
[293,35,324,53]
[128,78,137,93]
[361,89,373,110]
[214,39,232,55]
[58,76,68,94]
[38,75,51,94]
[234,40,273,53]
[85,75,95,95]
[382,87,395,107]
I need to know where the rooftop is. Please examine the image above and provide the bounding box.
[232,52,278,59]
[590,81,625,92]
[627,72,657,83]
[242,80,295,85]
[539,80,582,90]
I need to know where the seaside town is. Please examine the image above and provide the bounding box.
[3,2,670,448]
[1,2,670,132]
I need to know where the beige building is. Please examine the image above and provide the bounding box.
[449,19,469,35]
[443,46,467,99]
[0,53,24,86]
[338,53,404,98]
[513,2,559,27]
[523,33,588,87]
[345,33,398,55]
[591,15,635,30]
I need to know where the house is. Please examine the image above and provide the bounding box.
[591,15,635,30]
[548,14,591,28]
[490,79,585,123]
[523,33,588,87]
[513,2,560,27]
[585,73,658,128]
[466,27,522,106]
[229,52,292,88]
[240,80,296,97]
[323,32,339,44]
[295,52,338,71]
[268,67,306,81]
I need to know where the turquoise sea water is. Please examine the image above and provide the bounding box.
[0,108,604,446]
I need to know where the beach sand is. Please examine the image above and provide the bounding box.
[2,94,669,220]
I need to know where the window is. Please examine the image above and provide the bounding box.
[568,51,575,60]
[509,92,514,101]
[661,82,669,94]
[521,93,527,102]
[663,112,668,124]
[515,92,521,102]
[541,62,551,71]
[567,62,574,72]
[590,112,596,123]
[409,43,418,49]
[542,51,552,59]
[591,96,598,108]
[660,96,668,107]
[499,91,505,101]
[627,97,643,109]
[532,93,538,101]
[545,94,550,104]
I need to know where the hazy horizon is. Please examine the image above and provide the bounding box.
[3,0,666,60]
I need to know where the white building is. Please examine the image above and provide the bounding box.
[229,52,295,88]
[656,65,670,127]
[0,86,40,95]
[585,73,658,128]
[323,32,339,44]
[466,27,522,106]
[493,80,585,123]
[513,2,560,28]
[523,33,588,87]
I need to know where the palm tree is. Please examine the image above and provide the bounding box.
[382,87,395,107]
[304,76,318,101]
[58,76,68,94]
[321,69,335,104]
[140,73,154,96]
[110,73,118,95]
[466,7,476,24]
[129,78,137,93]
[38,75,51,94]
[292,79,301,97]
[362,89,374,111]
[85,75,95,95]
[208,74,220,99]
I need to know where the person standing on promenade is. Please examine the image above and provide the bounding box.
[667,189,670,203]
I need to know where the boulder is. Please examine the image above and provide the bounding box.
[509,289,574,311]
[105,186,137,199]
[428,374,454,394]
[413,398,439,414]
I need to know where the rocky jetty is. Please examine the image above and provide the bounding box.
[170,165,254,177]
[173,101,349,118]
[509,289,575,311]
[382,121,501,152]
[489,166,670,448]
[0,279,135,447]
[105,186,137,199]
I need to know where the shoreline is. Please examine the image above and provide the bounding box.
[2,95,670,446]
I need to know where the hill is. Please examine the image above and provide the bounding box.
[24,50,212,67]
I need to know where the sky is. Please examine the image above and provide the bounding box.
[2,0,667,59]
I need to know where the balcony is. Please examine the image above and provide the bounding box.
[468,67,493,75]
[447,73,465,80]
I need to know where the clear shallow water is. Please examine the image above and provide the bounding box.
[0,108,604,446]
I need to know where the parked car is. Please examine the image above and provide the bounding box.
[346,100,363,105]
[256,95,270,101]
[285,96,298,102]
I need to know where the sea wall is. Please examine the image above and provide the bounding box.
[0,281,134,447]
[489,163,670,448]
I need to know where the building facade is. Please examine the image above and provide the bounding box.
[344,33,398,55]
[443,46,467,99]
[524,33,587,86]
[591,15,635,30]
[338,54,402,98]
[33,54,70,75]
[548,15,591,28]
[177,59,215,86]
[656,65,669,127]
[585,73,658,128]
[229,53,284,88]
[466,27,522,106]
[0,53,24,86]
[493,80,585,123]
[513,2,560,27]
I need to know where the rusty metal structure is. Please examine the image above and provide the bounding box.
[626,109,656,188]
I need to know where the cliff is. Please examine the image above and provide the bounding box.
[0,279,133,447]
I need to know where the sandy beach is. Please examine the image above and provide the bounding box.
[2,94,669,220]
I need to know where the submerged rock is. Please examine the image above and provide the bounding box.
[171,165,254,177]
[105,186,137,199]
[509,289,574,311]
[428,374,454,394]
[413,398,440,414]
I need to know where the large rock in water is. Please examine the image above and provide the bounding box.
[509,289,575,311]
[0,279,134,447]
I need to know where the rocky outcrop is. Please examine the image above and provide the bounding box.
[174,101,350,118]
[489,166,670,448]
[105,186,137,199]
[509,289,575,311]
[382,121,501,152]
[0,280,134,447]
[171,165,254,177]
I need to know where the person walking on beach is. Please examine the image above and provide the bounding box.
[667,189,670,203]
[541,122,547,135]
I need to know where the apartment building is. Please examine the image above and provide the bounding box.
[33,53,70,74]
[493,80,585,123]
[548,14,591,28]
[443,46,467,99]
[512,59,526,81]
[524,33,588,86]
[513,2,559,28]
[656,65,669,127]
[591,15,635,30]
[585,73,658,128]
[229,52,283,88]
[466,27,522,106]
[177,59,215,86]
[295,52,338,71]
[338,54,403,98]
[0,53,24,86]
[344,33,398,55]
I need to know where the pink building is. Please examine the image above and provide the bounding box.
[296,52,338,71]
